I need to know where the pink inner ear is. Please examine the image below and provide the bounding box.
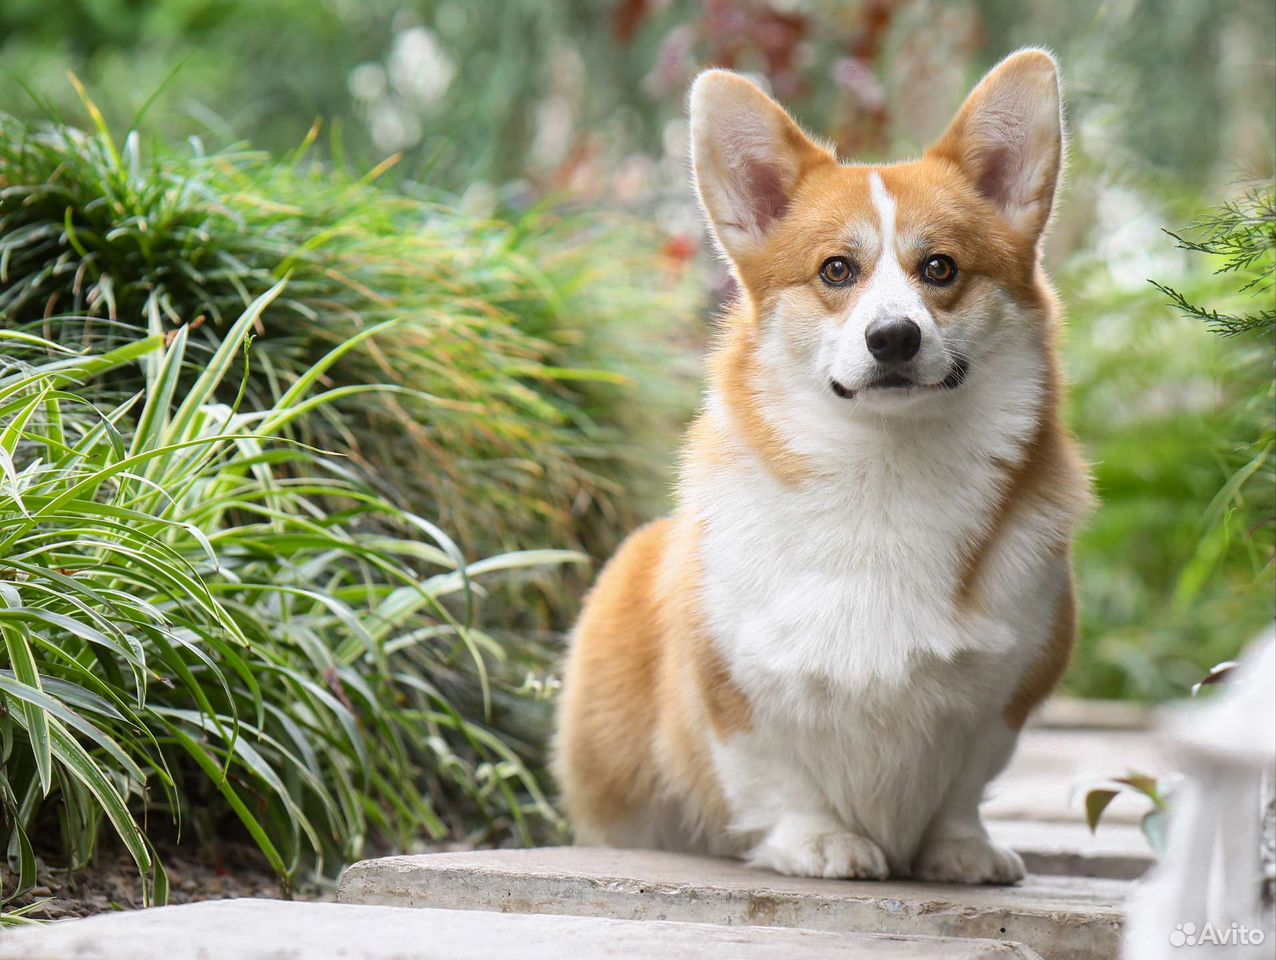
[742,159,790,235]
[975,145,1015,211]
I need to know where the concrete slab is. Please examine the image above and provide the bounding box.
[1030,697,1153,731]
[986,728,1172,825]
[337,848,1127,960]
[989,818,1153,879]
[0,898,1045,960]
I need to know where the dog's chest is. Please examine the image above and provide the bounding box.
[695,446,1009,697]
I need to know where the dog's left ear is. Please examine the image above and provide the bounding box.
[928,49,1064,247]
[689,70,835,264]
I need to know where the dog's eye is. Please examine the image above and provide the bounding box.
[819,257,856,286]
[922,255,958,286]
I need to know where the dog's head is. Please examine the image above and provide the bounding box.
[690,50,1063,419]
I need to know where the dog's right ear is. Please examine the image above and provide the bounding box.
[689,70,834,265]
[926,49,1064,249]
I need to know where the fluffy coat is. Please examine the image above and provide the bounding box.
[554,49,1093,884]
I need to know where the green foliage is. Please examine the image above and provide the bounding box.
[0,97,699,624]
[1084,773,1169,856]
[0,79,698,911]
[0,11,1269,922]
[1152,189,1276,338]
[1082,658,1252,853]
[1065,189,1276,700]
[0,294,574,906]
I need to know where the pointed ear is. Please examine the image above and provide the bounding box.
[928,49,1064,246]
[689,70,835,263]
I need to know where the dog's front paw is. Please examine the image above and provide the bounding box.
[750,825,889,880]
[913,836,1024,885]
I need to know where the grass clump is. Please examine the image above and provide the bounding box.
[0,94,700,627]
[0,82,699,912]
[0,287,574,907]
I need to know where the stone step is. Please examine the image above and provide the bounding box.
[0,897,1045,960]
[986,727,1172,826]
[1030,697,1153,731]
[989,818,1153,879]
[337,848,1128,960]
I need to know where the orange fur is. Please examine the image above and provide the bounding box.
[706,311,814,486]
[553,518,744,845]
[956,282,1094,612]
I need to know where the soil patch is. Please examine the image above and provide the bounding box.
[8,842,327,921]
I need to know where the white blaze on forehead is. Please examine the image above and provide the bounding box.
[830,169,945,378]
[868,172,897,260]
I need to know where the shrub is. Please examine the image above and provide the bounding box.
[0,287,582,906]
[0,93,701,630]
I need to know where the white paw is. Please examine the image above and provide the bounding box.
[750,829,889,880]
[913,836,1025,885]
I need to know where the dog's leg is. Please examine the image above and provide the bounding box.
[912,717,1025,884]
[714,734,889,880]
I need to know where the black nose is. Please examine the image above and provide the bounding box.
[865,318,921,364]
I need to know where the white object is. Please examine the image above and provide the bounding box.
[1125,628,1276,959]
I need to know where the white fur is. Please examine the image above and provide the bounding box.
[674,173,1076,881]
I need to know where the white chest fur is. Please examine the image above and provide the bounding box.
[700,447,1003,693]
[691,342,1046,696]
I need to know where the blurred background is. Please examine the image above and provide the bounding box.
[0,0,1273,900]
[6,0,1272,698]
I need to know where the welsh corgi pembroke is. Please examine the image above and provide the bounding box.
[554,49,1093,884]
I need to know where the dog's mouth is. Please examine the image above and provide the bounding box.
[831,357,969,399]
[938,356,970,390]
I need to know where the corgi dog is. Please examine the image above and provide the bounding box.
[553,49,1092,884]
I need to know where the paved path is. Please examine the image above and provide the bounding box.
[988,819,1151,879]
[0,899,1045,959]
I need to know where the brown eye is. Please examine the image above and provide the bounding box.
[819,256,856,286]
[922,254,957,285]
